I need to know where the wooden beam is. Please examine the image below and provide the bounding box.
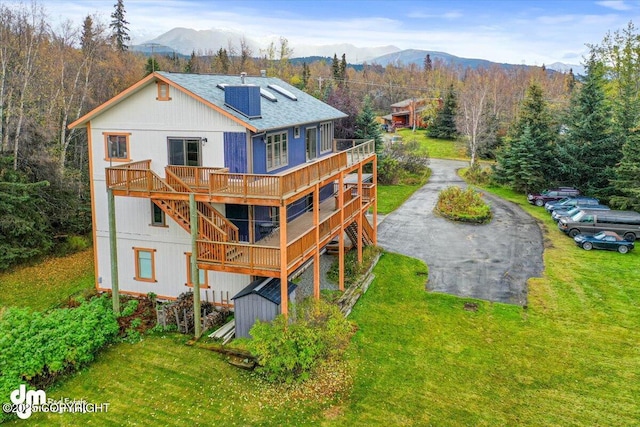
[279,203,289,316]
[338,173,345,291]
[357,165,363,263]
[372,156,378,245]
[190,194,202,338]
[313,183,320,300]
[107,188,120,315]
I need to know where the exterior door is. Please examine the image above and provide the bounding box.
[306,128,317,161]
[168,138,201,166]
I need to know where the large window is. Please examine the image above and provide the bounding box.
[104,133,130,161]
[266,131,288,171]
[168,138,201,166]
[133,247,156,282]
[320,122,332,153]
[185,252,209,288]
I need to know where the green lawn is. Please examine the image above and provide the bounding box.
[14,191,640,425]
[396,128,468,160]
[0,250,95,312]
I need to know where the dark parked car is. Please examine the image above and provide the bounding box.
[545,196,599,212]
[574,231,635,254]
[528,187,580,207]
[551,205,610,222]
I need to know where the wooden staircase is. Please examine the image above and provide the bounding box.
[149,169,242,262]
[345,218,374,248]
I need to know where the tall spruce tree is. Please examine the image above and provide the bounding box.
[610,129,640,210]
[355,96,384,154]
[557,55,618,200]
[494,82,558,190]
[110,0,130,51]
[428,84,458,139]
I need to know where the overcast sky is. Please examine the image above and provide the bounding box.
[36,0,640,65]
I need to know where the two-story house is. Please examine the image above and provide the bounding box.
[69,71,377,321]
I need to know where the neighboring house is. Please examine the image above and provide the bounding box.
[69,71,377,321]
[383,98,438,129]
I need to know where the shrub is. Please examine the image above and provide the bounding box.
[0,295,118,422]
[247,299,354,383]
[463,163,492,185]
[377,156,402,184]
[435,186,492,224]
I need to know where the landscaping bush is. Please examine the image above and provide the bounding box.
[0,294,119,422]
[247,299,355,383]
[435,186,492,224]
[462,163,492,185]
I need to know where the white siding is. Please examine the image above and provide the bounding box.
[90,81,250,299]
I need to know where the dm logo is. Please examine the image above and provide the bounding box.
[10,385,46,419]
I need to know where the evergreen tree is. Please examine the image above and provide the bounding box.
[339,53,347,87]
[557,55,618,199]
[423,54,432,73]
[332,54,340,82]
[428,84,458,139]
[496,126,544,192]
[493,82,558,190]
[610,129,640,210]
[109,0,130,52]
[213,48,230,74]
[301,62,310,89]
[355,96,384,154]
[81,15,96,54]
[144,57,159,75]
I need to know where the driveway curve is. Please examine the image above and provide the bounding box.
[377,158,543,305]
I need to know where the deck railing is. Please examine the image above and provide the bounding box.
[208,139,375,200]
[166,166,228,189]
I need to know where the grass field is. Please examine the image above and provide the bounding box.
[15,189,640,425]
[0,250,94,312]
[396,128,468,160]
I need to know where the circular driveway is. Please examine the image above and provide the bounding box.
[377,159,543,305]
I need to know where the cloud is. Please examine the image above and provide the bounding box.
[595,1,633,11]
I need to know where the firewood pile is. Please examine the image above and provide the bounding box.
[157,291,228,334]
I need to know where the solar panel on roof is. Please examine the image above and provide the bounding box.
[268,84,297,101]
[260,88,277,102]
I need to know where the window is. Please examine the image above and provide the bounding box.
[168,138,201,166]
[157,82,171,101]
[320,122,332,153]
[266,131,288,171]
[294,126,300,138]
[185,253,209,288]
[104,133,130,161]
[306,127,317,161]
[133,247,156,282]
[151,202,166,226]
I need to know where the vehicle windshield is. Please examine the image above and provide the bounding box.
[571,210,585,221]
[557,197,573,204]
[566,207,581,216]
[594,231,606,239]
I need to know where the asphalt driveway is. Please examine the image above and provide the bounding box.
[377,158,543,305]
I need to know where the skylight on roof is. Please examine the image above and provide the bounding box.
[260,88,277,102]
[217,83,227,90]
[268,84,297,101]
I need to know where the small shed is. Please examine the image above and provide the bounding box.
[232,277,297,338]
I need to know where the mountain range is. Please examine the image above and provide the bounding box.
[133,27,585,75]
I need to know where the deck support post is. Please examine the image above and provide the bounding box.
[313,184,320,300]
[107,188,120,315]
[279,203,289,316]
[190,193,202,338]
[372,155,378,245]
[338,173,345,291]
[357,164,363,263]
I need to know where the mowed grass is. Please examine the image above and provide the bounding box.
[396,128,468,160]
[0,250,94,311]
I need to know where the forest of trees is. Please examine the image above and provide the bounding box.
[0,0,638,269]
